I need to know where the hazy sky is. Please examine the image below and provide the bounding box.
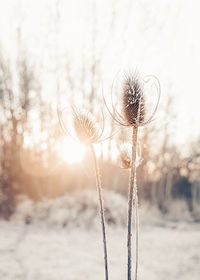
[0,0,200,148]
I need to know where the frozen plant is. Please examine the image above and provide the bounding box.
[106,71,160,280]
[118,143,141,170]
[58,107,109,280]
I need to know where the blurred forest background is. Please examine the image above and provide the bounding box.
[0,0,200,220]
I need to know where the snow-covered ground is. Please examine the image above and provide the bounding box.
[0,192,200,279]
[0,222,200,280]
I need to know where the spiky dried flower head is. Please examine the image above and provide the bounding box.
[104,71,160,128]
[118,142,142,169]
[122,72,145,126]
[118,143,132,169]
[58,105,111,145]
[72,108,102,145]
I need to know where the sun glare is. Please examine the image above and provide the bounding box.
[57,140,85,164]
[93,143,102,158]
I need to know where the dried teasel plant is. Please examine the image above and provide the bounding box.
[105,71,160,280]
[104,71,160,128]
[58,107,107,144]
[58,106,109,280]
[119,143,132,169]
[118,143,141,170]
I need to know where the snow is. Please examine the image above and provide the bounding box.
[0,222,199,280]
[0,192,200,279]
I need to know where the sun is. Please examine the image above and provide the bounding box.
[57,140,85,164]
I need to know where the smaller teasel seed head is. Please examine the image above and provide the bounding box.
[73,108,101,144]
[118,142,141,169]
[118,143,132,169]
[122,72,145,126]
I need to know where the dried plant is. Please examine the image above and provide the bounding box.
[118,143,141,170]
[72,108,104,144]
[104,71,160,128]
[58,107,109,280]
[119,143,132,169]
[106,71,160,280]
[122,73,145,126]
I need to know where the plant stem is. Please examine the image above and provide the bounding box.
[134,187,139,280]
[90,144,109,280]
[127,125,139,280]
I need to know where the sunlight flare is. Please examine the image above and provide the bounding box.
[57,140,85,164]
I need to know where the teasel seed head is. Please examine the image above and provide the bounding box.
[122,72,145,126]
[104,70,160,128]
[118,143,132,169]
[72,108,102,145]
[118,142,142,169]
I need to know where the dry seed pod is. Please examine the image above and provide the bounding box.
[58,106,107,145]
[118,143,141,169]
[73,108,101,144]
[122,72,145,126]
[119,143,132,169]
[104,70,160,128]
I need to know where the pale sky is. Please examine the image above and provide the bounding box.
[0,0,200,149]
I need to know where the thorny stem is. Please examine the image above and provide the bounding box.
[127,126,139,280]
[134,185,139,280]
[90,144,109,280]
